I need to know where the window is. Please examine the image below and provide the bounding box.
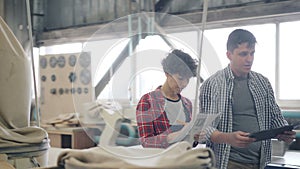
[39,43,83,55]
[205,22,300,109]
[279,21,300,100]
[37,21,300,109]
[204,24,276,89]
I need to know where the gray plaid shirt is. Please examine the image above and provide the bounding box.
[199,66,287,169]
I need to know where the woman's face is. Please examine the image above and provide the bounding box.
[167,73,189,94]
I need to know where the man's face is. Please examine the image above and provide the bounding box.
[227,42,255,77]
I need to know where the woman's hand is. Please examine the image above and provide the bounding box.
[167,122,191,143]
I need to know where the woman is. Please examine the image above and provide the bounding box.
[136,49,198,148]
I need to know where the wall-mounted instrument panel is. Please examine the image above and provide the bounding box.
[39,52,94,123]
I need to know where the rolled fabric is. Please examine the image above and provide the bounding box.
[56,141,216,169]
[0,16,31,128]
[0,17,48,148]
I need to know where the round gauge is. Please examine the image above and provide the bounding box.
[51,74,56,82]
[84,87,89,94]
[79,52,91,68]
[69,55,77,67]
[41,75,47,82]
[49,56,57,68]
[71,88,76,94]
[59,88,64,95]
[57,55,66,68]
[77,87,82,94]
[65,88,69,94]
[50,88,57,95]
[40,57,47,69]
[68,72,77,83]
[80,69,91,85]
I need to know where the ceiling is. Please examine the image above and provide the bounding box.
[1,0,300,97]
[2,0,300,47]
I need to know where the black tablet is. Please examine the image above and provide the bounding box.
[249,125,294,142]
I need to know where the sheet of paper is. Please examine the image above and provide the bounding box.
[172,112,222,143]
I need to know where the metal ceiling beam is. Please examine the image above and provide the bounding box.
[38,0,300,46]
[94,33,145,97]
[171,0,300,29]
[44,0,297,97]
[94,0,176,97]
[154,0,173,13]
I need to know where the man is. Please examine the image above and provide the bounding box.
[199,29,296,169]
[136,49,198,148]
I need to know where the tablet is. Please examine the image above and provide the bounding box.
[249,125,294,142]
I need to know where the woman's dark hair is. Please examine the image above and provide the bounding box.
[227,29,257,52]
[161,49,198,78]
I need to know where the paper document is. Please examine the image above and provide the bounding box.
[173,112,222,143]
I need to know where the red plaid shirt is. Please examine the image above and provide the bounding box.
[136,86,193,148]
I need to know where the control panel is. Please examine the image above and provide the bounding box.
[39,52,94,122]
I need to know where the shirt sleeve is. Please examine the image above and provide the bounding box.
[199,80,218,142]
[136,94,170,148]
[265,79,288,128]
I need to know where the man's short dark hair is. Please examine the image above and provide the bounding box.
[227,29,257,52]
[161,49,198,78]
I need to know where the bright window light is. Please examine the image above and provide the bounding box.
[279,21,300,100]
[204,24,276,90]
[39,43,83,55]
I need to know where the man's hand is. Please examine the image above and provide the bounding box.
[226,131,256,147]
[276,130,296,143]
[211,130,256,148]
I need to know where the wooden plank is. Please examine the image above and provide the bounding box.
[48,133,62,148]
[47,128,96,149]
[72,129,95,149]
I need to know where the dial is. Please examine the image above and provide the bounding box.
[71,88,76,94]
[49,56,57,68]
[79,52,91,68]
[80,69,91,85]
[59,88,64,95]
[84,87,89,94]
[77,87,82,94]
[57,55,66,68]
[40,57,47,69]
[50,88,57,95]
[41,75,47,82]
[68,72,77,83]
[51,74,56,82]
[69,55,77,67]
[65,88,69,94]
